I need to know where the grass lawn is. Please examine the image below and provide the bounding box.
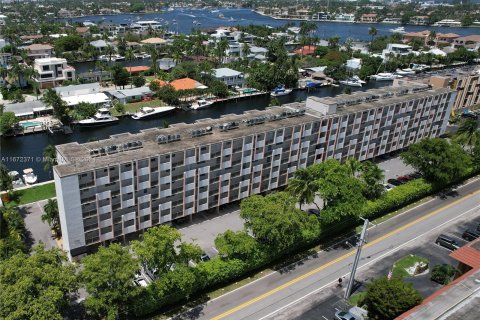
[392,254,429,278]
[348,291,367,306]
[111,99,165,116]
[4,182,56,207]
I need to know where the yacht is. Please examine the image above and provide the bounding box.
[131,106,176,120]
[339,77,363,87]
[191,99,215,110]
[271,85,293,97]
[98,54,125,62]
[211,9,220,13]
[78,108,119,127]
[22,168,38,185]
[370,72,403,81]
[389,26,406,34]
[395,68,416,75]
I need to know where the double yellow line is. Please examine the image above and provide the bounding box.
[211,189,480,320]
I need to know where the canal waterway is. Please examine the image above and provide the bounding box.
[1,81,390,182]
[65,8,477,42]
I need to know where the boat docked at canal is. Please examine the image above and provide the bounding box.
[270,85,293,97]
[395,68,416,75]
[339,76,365,87]
[98,54,125,62]
[131,106,176,120]
[389,26,406,34]
[77,108,119,127]
[191,99,215,110]
[22,168,38,185]
[370,72,403,81]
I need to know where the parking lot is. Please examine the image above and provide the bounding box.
[19,199,58,250]
[279,205,480,320]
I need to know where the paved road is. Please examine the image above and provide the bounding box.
[174,178,480,320]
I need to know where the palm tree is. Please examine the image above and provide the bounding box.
[454,118,480,153]
[215,39,230,65]
[368,27,378,52]
[124,48,135,88]
[43,144,57,173]
[241,43,251,60]
[95,60,106,83]
[287,168,320,210]
[428,31,437,47]
[346,158,362,177]
[145,44,159,76]
[104,44,115,63]
[42,199,61,237]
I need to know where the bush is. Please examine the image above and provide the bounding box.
[431,264,456,285]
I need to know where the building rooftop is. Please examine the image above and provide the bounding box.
[213,67,243,78]
[107,86,151,99]
[140,37,167,45]
[4,100,50,117]
[54,83,101,97]
[62,92,110,106]
[34,57,67,64]
[125,66,150,73]
[54,84,452,177]
[26,43,53,50]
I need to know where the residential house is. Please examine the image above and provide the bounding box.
[212,68,245,88]
[106,86,152,104]
[97,22,117,34]
[452,35,480,50]
[155,77,208,91]
[294,45,317,56]
[57,9,73,18]
[247,46,268,60]
[436,33,459,46]
[25,44,54,59]
[4,100,51,120]
[54,82,101,97]
[346,58,362,70]
[90,40,109,52]
[140,37,168,49]
[124,66,150,74]
[403,30,431,44]
[54,83,109,107]
[75,27,90,38]
[335,13,355,22]
[382,43,413,60]
[411,16,429,25]
[157,57,176,71]
[360,13,378,23]
[34,57,75,89]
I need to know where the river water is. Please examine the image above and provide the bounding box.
[1,82,390,182]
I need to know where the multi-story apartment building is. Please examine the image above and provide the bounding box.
[34,57,76,89]
[54,83,455,259]
[429,68,480,112]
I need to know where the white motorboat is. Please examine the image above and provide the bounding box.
[351,75,366,84]
[389,26,406,34]
[78,108,119,127]
[370,72,403,81]
[395,68,416,75]
[271,85,293,97]
[131,106,176,119]
[22,168,38,185]
[339,77,363,87]
[98,54,125,62]
[191,99,215,110]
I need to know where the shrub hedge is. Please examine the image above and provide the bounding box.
[133,171,479,318]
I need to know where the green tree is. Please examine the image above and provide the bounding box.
[124,48,136,88]
[132,75,146,88]
[364,277,422,320]
[240,192,320,252]
[0,245,78,319]
[54,34,84,54]
[42,144,57,173]
[132,225,201,273]
[359,161,385,200]
[215,230,260,261]
[111,63,130,89]
[368,27,378,53]
[454,118,479,153]
[0,206,26,260]
[113,100,126,114]
[400,138,471,184]
[71,102,97,120]
[42,89,70,124]
[81,243,140,320]
[156,84,180,105]
[42,199,61,237]
[287,167,320,210]
[0,164,13,192]
[0,111,18,135]
[208,79,229,98]
[215,39,230,65]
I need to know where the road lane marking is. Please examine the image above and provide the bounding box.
[210,189,480,320]
[256,203,480,320]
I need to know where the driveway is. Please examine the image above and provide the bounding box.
[19,199,58,250]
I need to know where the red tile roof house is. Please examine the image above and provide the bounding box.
[396,238,480,319]
[452,35,480,49]
[294,45,317,56]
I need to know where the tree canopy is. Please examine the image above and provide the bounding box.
[0,111,18,135]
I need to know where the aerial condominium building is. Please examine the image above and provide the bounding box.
[54,82,455,259]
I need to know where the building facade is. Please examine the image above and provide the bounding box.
[54,83,455,259]
[34,57,75,89]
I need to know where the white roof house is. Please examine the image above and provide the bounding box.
[212,68,245,87]
[54,83,101,97]
[107,86,152,104]
[346,58,362,70]
[90,39,109,50]
[4,100,51,118]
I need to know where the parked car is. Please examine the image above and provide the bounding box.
[461,112,478,120]
[383,183,394,191]
[335,310,362,320]
[387,178,403,186]
[306,208,321,216]
[462,229,480,241]
[134,276,148,287]
[396,176,411,183]
[200,253,210,262]
[435,234,460,251]
[409,172,423,179]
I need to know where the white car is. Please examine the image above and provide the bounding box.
[335,310,362,320]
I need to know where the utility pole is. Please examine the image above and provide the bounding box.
[344,218,369,300]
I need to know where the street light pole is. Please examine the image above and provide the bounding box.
[344,218,369,300]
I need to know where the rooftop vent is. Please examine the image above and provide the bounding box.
[218,121,239,131]
[189,126,213,137]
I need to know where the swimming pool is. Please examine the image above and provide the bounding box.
[19,121,43,128]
